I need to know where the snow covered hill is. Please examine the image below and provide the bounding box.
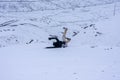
[0,1,120,48]
[0,0,120,12]
[0,0,120,80]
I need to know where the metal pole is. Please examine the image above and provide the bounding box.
[113,0,116,16]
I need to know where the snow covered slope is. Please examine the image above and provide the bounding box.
[70,15,120,47]
[0,41,120,80]
[0,0,120,12]
[0,1,120,80]
[0,2,120,48]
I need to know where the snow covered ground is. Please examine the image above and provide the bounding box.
[0,43,120,80]
[0,0,120,80]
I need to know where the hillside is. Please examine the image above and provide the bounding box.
[0,15,120,79]
[0,1,120,48]
[0,0,120,12]
[0,1,120,80]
